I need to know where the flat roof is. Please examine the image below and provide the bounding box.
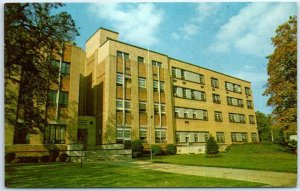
[99,36,251,84]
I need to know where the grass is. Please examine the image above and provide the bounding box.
[5,161,265,188]
[152,143,297,173]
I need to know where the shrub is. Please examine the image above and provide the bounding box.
[166,144,177,155]
[206,135,219,155]
[288,140,297,154]
[131,140,144,152]
[151,145,162,156]
[49,148,60,162]
[18,156,39,163]
[124,140,131,149]
[5,153,16,163]
[59,153,69,162]
[41,155,50,162]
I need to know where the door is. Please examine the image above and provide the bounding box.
[77,129,88,147]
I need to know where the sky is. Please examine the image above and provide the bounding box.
[59,1,297,114]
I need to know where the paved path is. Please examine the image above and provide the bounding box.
[131,161,297,187]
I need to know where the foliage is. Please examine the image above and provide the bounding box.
[166,144,177,155]
[59,153,69,162]
[131,140,144,152]
[124,140,131,149]
[255,111,273,142]
[5,153,16,163]
[151,145,162,156]
[288,140,297,154]
[264,16,297,134]
[18,156,39,163]
[4,3,79,132]
[49,148,60,162]
[206,135,219,155]
[40,155,50,162]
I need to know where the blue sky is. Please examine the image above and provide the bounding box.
[61,2,297,114]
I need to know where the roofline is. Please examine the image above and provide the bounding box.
[169,57,251,84]
[100,38,251,84]
[85,27,119,43]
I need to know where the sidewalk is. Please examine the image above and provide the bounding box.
[131,161,297,187]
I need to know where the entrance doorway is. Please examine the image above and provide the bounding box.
[77,129,88,147]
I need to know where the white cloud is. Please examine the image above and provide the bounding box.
[89,3,164,47]
[179,3,222,39]
[210,2,297,56]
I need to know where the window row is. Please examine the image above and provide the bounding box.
[117,127,167,143]
[117,74,165,93]
[174,107,208,120]
[172,67,205,84]
[117,51,162,67]
[173,86,206,101]
[49,90,69,108]
[213,93,253,109]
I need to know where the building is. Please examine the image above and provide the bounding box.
[81,28,258,153]
[5,28,258,155]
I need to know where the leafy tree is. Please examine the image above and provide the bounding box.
[263,16,297,136]
[206,135,219,155]
[255,111,272,142]
[4,3,79,133]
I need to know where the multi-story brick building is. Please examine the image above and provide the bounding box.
[81,28,258,153]
[5,28,258,155]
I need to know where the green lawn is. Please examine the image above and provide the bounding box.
[5,161,265,188]
[152,143,297,173]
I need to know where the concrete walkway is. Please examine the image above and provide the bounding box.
[131,161,297,187]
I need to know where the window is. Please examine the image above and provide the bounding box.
[155,129,166,143]
[184,112,188,118]
[216,132,225,143]
[49,90,57,105]
[138,56,144,63]
[229,113,246,123]
[138,77,146,89]
[139,102,146,113]
[249,115,255,124]
[212,94,221,104]
[59,91,68,108]
[211,78,219,88]
[251,133,257,142]
[231,132,248,142]
[172,68,176,77]
[245,87,251,96]
[49,90,68,108]
[214,111,223,122]
[13,124,30,144]
[44,124,66,144]
[51,60,70,76]
[116,127,131,143]
[175,111,179,118]
[199,74,205,85]
[193,113,197,119]
[247,100,253,109]
[225,82,241,93]
[161,104,166,114]
[152,60,162,67]
[193,90,206,101]
[116,99,131,111]
[153,80,164,93]
[140,129,147,143]
[183,89,187,98]
[227,97,243,107]
[117,51,129,60]
[194,134,199,142]
[117,73,123,84]
[176,133,181,143]
[154,104,165,115]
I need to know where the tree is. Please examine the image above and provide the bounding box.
[255,111,272,142]
[206,135,219,155]
[263,16,297,136]
[4,3,79,133]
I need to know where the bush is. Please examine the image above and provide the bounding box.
[59,153,69,162]
[5,153,16,163]
[288,140,297,154]
[166,144,177,155]
[18,156,39,163]
[206,135,219,155]
[49,148,60,162]
[151,145,162,156]
[131,140,144,152]
[41,155,50,162]
[124,140,131,149]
